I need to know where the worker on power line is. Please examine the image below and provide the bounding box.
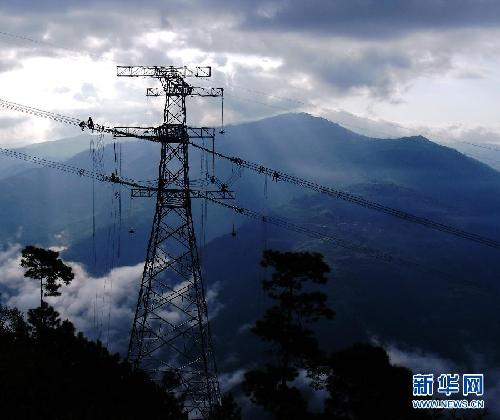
[87,117,94,131]
[109,172,119,183]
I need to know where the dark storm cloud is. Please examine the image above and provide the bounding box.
[0,1,164,59]
[4,0,500,41]
[232,0,500,37]
[311,51,414,96]
[281,38,455,96]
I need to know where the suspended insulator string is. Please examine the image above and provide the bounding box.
[104,138,122,347]
[118,185,122,259]
[221,94,224,132]
[114,139,122,260]
[90,132,106,268]
[107,186,119,270]
[90,138,97,270]
[90,132,107,343]
[190,142,500,250]
[200,137,204,175]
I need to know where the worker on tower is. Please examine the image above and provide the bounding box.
[109,172,119,183]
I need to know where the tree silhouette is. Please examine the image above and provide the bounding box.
[27,301,66,339]
[0,300,187,420]
[21,245,74,306]
[208,393,242,420]
[323,343,434,420]
[0,299,28,338]
[161,370,187,410]
[242,250,333,420]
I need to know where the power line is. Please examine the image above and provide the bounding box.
[0,98,81,126]
[455,140,500,153]
[1,96,499,250]
[196,192,393,262]
[0,141,393,261]
[2,96,500,250]
[191,142,500,250]
[0,146,105,180]
[198,193,453,279]
[0,30,108,62]
[0,144,449,278]
[0,145,149,188]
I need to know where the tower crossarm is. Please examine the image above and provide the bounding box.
[112,125,215,143]
[131,187,235,200]
[117,65,212,78]
[146,86,223,97]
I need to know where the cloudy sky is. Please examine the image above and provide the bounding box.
[0,0,500,146]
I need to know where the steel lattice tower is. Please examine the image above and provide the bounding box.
[117,66,222,419]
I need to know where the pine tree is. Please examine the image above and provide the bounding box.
[20,245,74,306]
[242,250,334,420]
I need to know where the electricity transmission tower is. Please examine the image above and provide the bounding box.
[116,66,223,419]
